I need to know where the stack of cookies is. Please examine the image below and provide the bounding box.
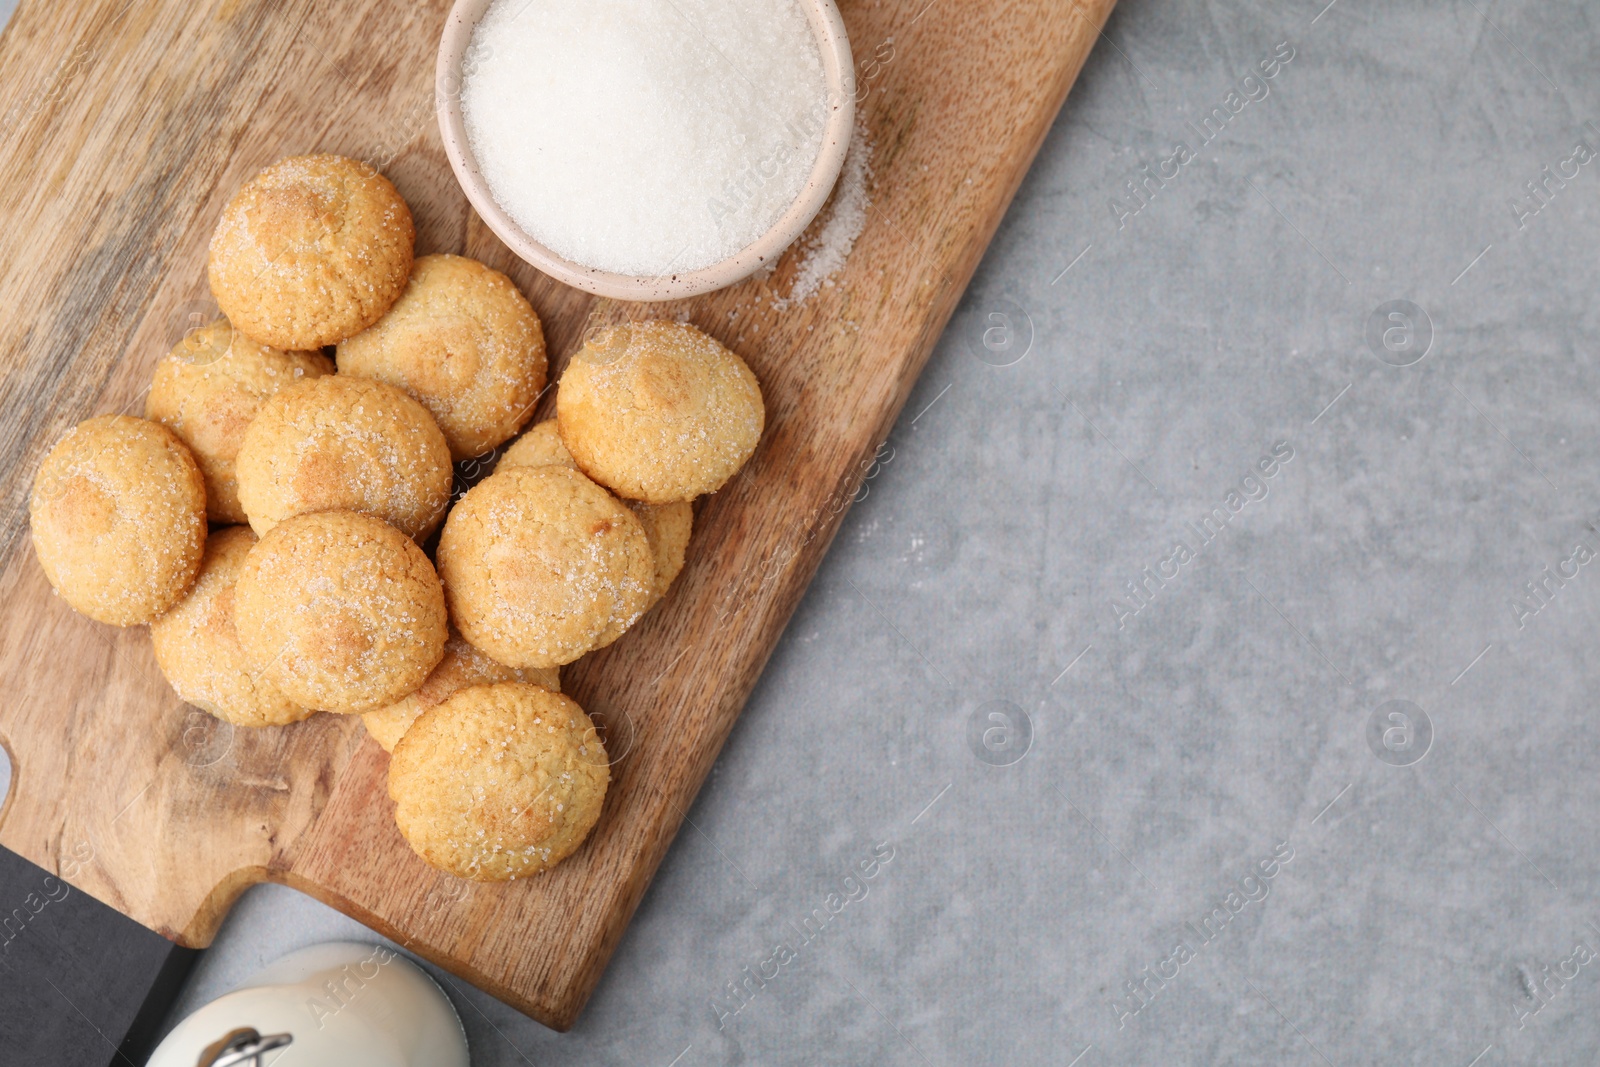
[28,154,765,881]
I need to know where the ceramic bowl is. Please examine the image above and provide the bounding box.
[436,0,855,301]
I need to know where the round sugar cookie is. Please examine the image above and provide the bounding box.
[629,499,692,609]
[151,526,313,727]
[497,419,574,471]
[208,154,414,349]
[388,681,609,880]
[361,631,559,753]
[30,415,207,626]
[555,321,763,503]
[338,254,547,460]
[235,375,453,540]
[145,318,333,523]
[499,420,691,609]
[436,465,653,669]
[233,510,447,714]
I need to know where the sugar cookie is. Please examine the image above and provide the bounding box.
[437,465,653,668]
[499,420,690,608]
[629,500,692,608]
[339,254,547,460]
[389,681,609,880]
[497,418,574,471]
[233,510,447,714]
[556,321,763,503]
[362,631,559,753]
[208,154,414,348]
[235,375,452,540]
[151,526,313,727]
[30,415,206,625]
[145,318,332,523]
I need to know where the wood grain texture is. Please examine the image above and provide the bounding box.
[0,0,1113,1028]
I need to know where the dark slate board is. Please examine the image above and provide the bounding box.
[0,845,195,1065]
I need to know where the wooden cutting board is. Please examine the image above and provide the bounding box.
[0,0,1113,1029]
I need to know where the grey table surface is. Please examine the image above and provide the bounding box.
[9,0,1600,1064]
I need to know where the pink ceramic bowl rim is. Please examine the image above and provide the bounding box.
[436,0,855,302]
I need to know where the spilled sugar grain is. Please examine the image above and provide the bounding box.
[774,117,873,311]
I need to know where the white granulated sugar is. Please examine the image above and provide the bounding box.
[462,0,828,277]
[774,115,872,310]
